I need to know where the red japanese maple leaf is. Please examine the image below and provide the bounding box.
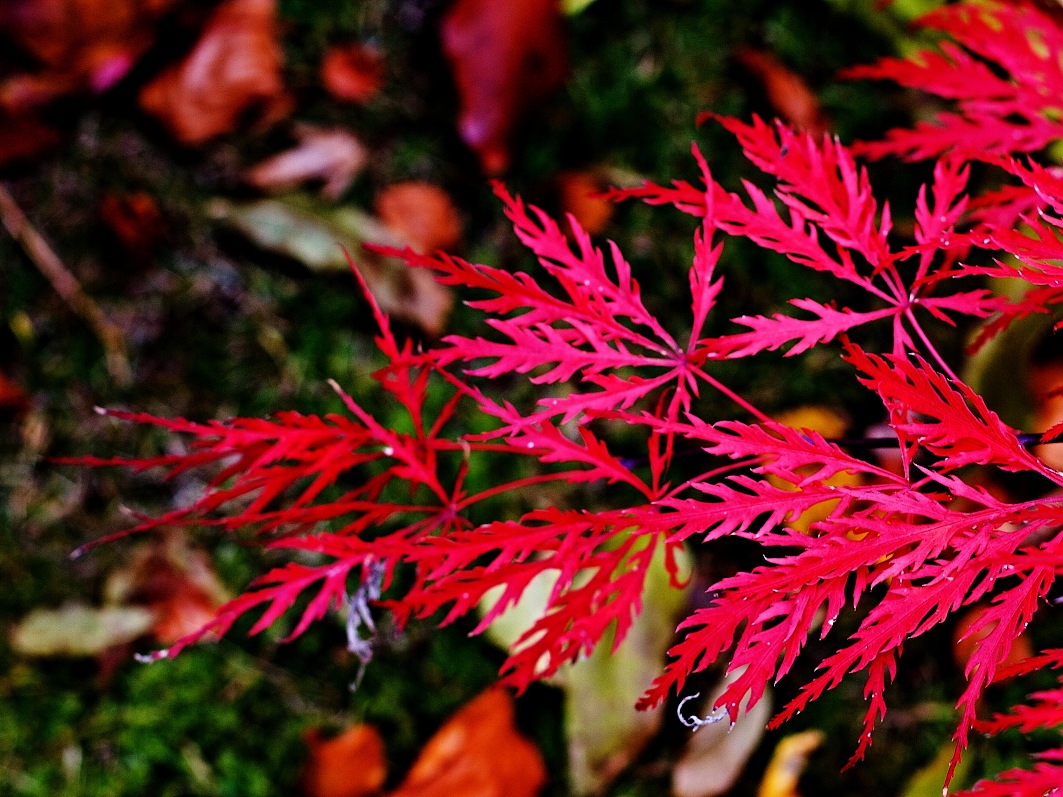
[78,3,1063,794]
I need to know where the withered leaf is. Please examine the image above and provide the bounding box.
[1030,359,1063,471]
[11,603,155,657]
[0,0,174,91]
[389,689,546,797]
[556,170,613,237]
[0,370,31,419]
[99,191,167,265]
[441,0,568,174]
[139,0,287,145]
[245,125,367,199]
[302,724,387,797]
[375,181,462,254]
[208,195,453,336]
[104,529,230,645]
[321,43,385,105]
[735,48,830,138]
[756,731,823,797]
[672,668,771,797]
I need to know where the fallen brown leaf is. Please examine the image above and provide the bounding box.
[672,667,771,797]
[302,724,387,797]
[104,529,230,645]
[556,170,613,236]
[441,0,568,174]
[244,125,367,199]
[0,72,76,115]
[10,531,230,665]
[756,730,823,797]
[321,43,385,104]
[389,688,547,797]
[0,0,174,94]
[0,370,31,419]
[0,113,60,167]
[375,181,462,254]
[735,48,830,137]
[208,195,454,337]
[99,191,168,265]
[139,0,287,145]
[11,603,155,657]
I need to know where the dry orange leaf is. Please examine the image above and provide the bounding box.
[244,125,367,199]
[0,0,174,93]
[0,114,61,167]
[375,181,462,254]
[302,724,387,797]
[756,730,823,797]
[104,529,230,645]
[99,191,167,264]
[389,688,547,797]
[0,370,30,418]
[321,43,385,105]
[441,0,568,174]
[735,48,830,138]
[556,170,613,236]
[139,0,287,145]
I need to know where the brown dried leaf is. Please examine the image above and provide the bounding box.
[302,724,387,797]
[0,370,31,418]
[375,181,462,254]
[672,669,771,797]
[104,529,230,645]
[11,603,155,657]
[245,126,367,199]
[441,0,567,174]
[756,730,824,797]
[0,0,174,93]
[99,191,167,264]
[735,48,830,137]
[0,72,75,115]
[389,689,547,797]
[556,170,613,236]
[139,0,287,145]
[208,196,453,337]
[321,43,385,105]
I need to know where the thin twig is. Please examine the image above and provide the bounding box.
[0,183,132,385]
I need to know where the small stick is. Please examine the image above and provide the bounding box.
[0,183,131,385]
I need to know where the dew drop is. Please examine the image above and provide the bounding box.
[382,446,394,456]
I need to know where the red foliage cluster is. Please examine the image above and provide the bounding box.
[84,2,1063,793]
